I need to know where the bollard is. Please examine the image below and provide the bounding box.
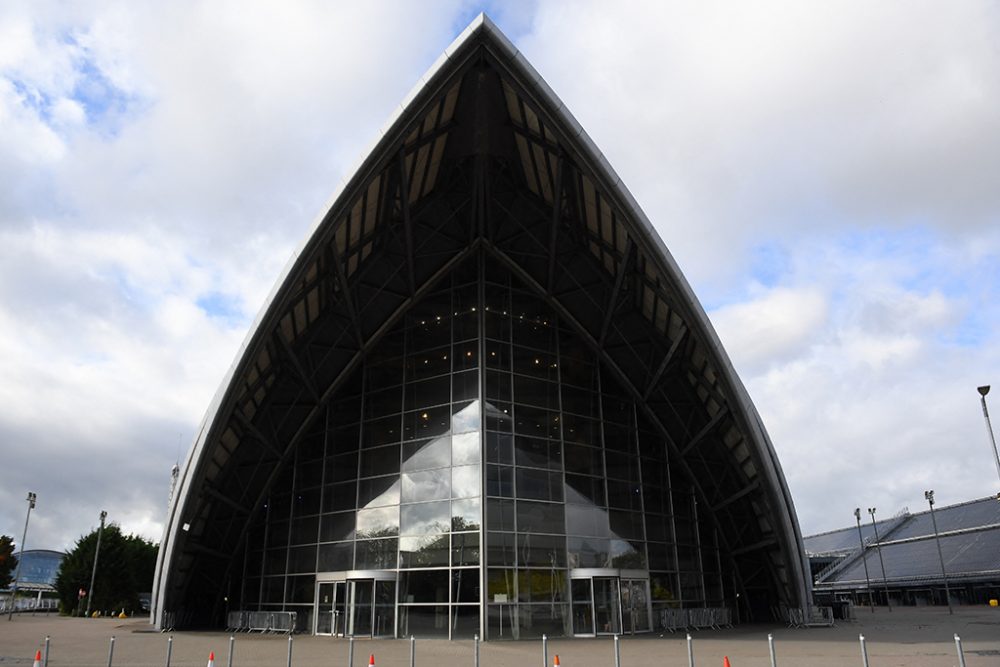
[474,634,480,667]
[410,636,415,667]
[107,636,116,667]
[613,634,621,667]
[768,633,776,667]
[542,634,548,667]
[954,633,967,667]
[858,635,869,667]
[286,635,293,667]
[165,636,173,667]
[227,636,235,667]
[43,636,50,667]
[686,633,694,667]
[348,636,355,667]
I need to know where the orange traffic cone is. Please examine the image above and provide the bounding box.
[723,657,731,667]
[207,651,215,667]
[369,655,375,667]
[32,651,42,667]
[554,655,561,666]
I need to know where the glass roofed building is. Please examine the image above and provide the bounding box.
[152,15,812,637]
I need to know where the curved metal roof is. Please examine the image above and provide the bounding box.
[153,14,811,625]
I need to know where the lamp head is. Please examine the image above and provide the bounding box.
[854,508,861,520]
[979,385,991,397]
[868,507,876,516]
[924,490,934,504]
[99,510,107,521]
[27,491,36,508]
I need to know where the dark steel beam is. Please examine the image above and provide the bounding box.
[232,411,283,460]
[731,537,778,557]
[712,480,760,513]
[398,151,417,295]
[680,406,730,458]
[644,327,689,401]
[598,238,634,347]
[330,245,365,348]
[274,332,320,404]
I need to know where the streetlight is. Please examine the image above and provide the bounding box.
[7,492,36,621]
[977,386,1000,488]
[924,490,953,614]
[867,508,892,611]
[85,511,107,618]
[853,508,874,613]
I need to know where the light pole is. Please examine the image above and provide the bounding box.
[924,490,953,614]
[977,386,1000,488]
[853,508,874,612]
[85,511,107,618]
[6,492,36,621]
[867,508,892,611]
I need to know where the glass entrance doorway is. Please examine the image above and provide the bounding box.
[315,577,395,637]
[571,575,651,636]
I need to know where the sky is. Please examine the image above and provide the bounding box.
[1,1,998,553]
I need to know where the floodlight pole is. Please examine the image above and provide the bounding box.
[977,386,1000,488]
[867,508,891,611]
[7,492,36,621]
[85,511,107,617]
[924,491,953,614]
[853,508,874,612]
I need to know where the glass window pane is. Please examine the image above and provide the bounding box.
[452,431,481,465]
[324,452,358,484]
[322,481,357,513]
[486,465,513,497]
[366,385,402,419]
[513,405,560,439]
[398,605,449,637]
[609,510,644,540]
[486,432,513,464]
[319,512,355,542]
[610,539,647,569]
[400,500,450,535]
[452,400,480,434]
[358,476,400,508]
[364,414,402,447]
[289,516,319,545]
[287,545,317,573]
[512,347,558,381]
[565,504,611,538]
[402,436,450,472]
[513,375,559,411]
[452,568,480,602]
[514,436,562,470]
[607,480,642,511]
[452,369,479,402]
[567,536,610,568]
[405,376,451,411]
[485,369,511,402]
[516,500,565,534]
[356,506,400,538]
[561,413,598,446]
[317,541,354,571]
[486,499,515,532]
[452,465,481,499]
[485,401,512,432]
[403,405,452,441]
[355,538,398,570]
[517,569,567,603]
[563,444,602,476]
[452,497,481,531]
[406,345,451,380]
[451,605,480,638]
[399,534,450,568]
[454,341,478,371]
[564,474,606,507]
[361,444,400,478]
[399,570,449,603]
[452,533,480,566]
[486,568,516,601]
[486,531,516,566]
[515,468,564,502]
[516,534,567,567]
[402,469,450,502]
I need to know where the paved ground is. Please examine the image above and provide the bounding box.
[1,607,998,667]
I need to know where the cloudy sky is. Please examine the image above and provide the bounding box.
[1,1,998,553]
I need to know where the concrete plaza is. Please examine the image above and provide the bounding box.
[1,607,998,667]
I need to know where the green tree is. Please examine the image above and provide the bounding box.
[54,524,158,615]
[0,535,16,589]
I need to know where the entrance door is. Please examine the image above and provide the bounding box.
[317,583,335,635]
[593,577,622,635]
[348,580,374,637]
[316,578,396,637]
[621,579,651,634]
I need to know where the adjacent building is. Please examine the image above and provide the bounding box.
[152,15,812,637]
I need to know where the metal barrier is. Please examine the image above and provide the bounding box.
[227,610,297,634]
[786,606,834,628]
[658,607,732,631]
[0,598,58,614]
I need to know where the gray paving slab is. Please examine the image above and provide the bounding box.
[1,607,999,667]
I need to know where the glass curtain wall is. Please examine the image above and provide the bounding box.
[233,251,726,638]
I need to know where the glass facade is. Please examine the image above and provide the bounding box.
[233,252,728,638]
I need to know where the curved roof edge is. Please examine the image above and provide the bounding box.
[153,13,811,624]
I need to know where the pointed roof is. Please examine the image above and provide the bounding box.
[153,14,811,625]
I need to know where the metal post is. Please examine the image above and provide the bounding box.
[767,633,776,667]
[867,508,892,611]
[165,636,173,667]
[954,633,967,667]
[286,635,292,667]
[686,633,694,667]
[613,634,621,667]
[86,511,108,617]
[107,636,115,667]
[474,634,480,667]
[409,636,415,667]
[978,386,1000,487]
[348,636,354,667]
[853,508,874,612]
[858,634,869,667]
[542,634,548,667]
[7,491,36,621]
[43,636,50,667]
[924,491,953,614]
[228,635,235,667]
